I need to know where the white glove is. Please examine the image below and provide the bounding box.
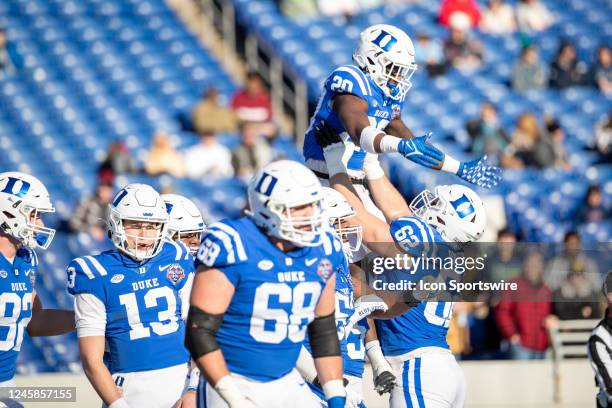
[343,295,388,338]
[345,381,363,408]
[214,375,258,408]
[108,398,130,408]
[363,153,385,180]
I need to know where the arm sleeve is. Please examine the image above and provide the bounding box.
[589,335,612,394]
[74,293,106,338]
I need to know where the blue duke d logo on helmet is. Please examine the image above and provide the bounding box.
[450,195,475,219]
[371,30,398,52]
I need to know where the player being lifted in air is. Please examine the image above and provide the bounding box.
[67,183,195,408]
[0,172,75,391]
[186,160,346,408]
[318,130,488,408]
[303,23,501,221]
[297,187,396,408]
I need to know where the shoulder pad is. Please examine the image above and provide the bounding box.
[326,65,373,100]
[196,221,248,268]
[163,240,192,262]
[67,256,108,296]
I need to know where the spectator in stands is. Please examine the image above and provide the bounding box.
[69,182,113,241]
[144,132,185,177]
[414,33,446,77]
[183,131,233,179]
[0,27,21,76]
[545,231,601,293]
[317,0,361,18]
[594,113,611,161]
[485,228,523,283]
[467,102,509,158]
[549,42,588,89]
[279,0,319,20]
[502,113,542,168]
[97,140,138,185]
[443,13,484,72]
[191,88,237,135]
[480,0,516,35]
[495,250,556,360]
[231,122,273,181]
[553,271,602,320]
[591,46,612,95]
[534,118,570,169]
[439,0,481,29]
[511,45,548,92]
[516,0,553,33]
[579,185,610,224]
[231,71,272,123]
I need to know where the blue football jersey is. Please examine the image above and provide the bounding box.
[376,216,456,356]
[196,217,345,382]
[67,241,194,373]
[0,249,37,382]
[303,64,405,174]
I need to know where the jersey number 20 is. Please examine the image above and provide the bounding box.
[250,282,321,344]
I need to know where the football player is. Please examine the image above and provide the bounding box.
[187,160,346,408]
[162,194,206,256]
[320,136,487,408]
[67,183,195,408]
[303,23,500,221]
[162,193,206,406]
[297,187,395,408]
[0,172,75,390]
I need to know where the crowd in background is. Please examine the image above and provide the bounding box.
[0,0,610,362]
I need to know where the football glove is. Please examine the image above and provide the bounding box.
[397,133,445,168]
[374,370,397,395]
[456,155,502,189]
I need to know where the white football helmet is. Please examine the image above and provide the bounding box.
[410,184,486,243]
[108,183,168,261]
[162,193,205,254]
[353,24,418,101]
[321,187,362,253]
[0,172,55,249]
[247,160,325,247]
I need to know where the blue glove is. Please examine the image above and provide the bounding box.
[327,396,346,408]
[457,155,502,189]
[397,133,445,168]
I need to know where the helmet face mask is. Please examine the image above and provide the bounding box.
[248,160,325,248]
[409,185,486,243]
[0,172,56,250]
[108,184,168,262]
[20,205,56,249]
[353,24,418,101]
[270,200,325,248]
[321,187,363,255]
